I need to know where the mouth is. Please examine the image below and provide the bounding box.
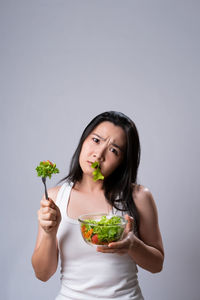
[87,161,101,169]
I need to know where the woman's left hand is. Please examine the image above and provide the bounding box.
[97,214,135,255]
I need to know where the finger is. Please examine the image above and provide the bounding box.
[40,198,55,209]
[41,212,57,221]
[41,206,57,215]
[124,214,134,234]
[53,203,61,214]
[38,208,57,220]
[39,220,57,228]
[47,199,60,213]
[97,247,127,254]
[108,238,130,249]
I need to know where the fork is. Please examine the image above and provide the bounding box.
[42,177,49,200]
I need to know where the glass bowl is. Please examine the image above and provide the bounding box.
[78,213,127,247]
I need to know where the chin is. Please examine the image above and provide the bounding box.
[81,165,93,176]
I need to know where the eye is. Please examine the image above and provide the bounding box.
[92,137,100,143]
[110,147,119,156]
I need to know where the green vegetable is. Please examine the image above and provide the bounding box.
[36,160,59,179]
[91,161,104,181]
[81,215,124,245]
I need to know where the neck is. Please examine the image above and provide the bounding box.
[75,174,104,194]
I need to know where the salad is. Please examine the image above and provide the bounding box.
[36,160,59,179]
[36,160,59,199]
[91,161,104,181]
[80,215,125,245]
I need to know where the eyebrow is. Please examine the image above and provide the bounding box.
[92,133,125,152]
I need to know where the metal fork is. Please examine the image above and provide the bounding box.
[42,177,49,200]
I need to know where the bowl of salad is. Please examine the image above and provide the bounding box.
[78,213,127,247]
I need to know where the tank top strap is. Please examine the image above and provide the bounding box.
[56,181,73,215]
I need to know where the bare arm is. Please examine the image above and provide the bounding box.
[97,186,164,273]
[31,186,61,281]
[127,186,164,273]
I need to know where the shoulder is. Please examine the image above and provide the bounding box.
[132,184,153,202]
[132,185,164,258]
[46,185,62,203]
[132,184,157,216]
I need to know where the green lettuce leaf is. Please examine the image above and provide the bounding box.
[82,215,124,244]
[36,160,59,179]
[91,161,104,181]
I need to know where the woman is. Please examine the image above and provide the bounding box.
[32,111,164,300]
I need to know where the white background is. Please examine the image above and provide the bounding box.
[1,1,200,299]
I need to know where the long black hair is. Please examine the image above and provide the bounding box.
[61,111,141,232]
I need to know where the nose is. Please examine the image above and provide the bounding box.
[93,153,104,162]
[93,146,105,162]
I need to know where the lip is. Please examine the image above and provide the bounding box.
[87,161,101,168]
[87,161,94,166]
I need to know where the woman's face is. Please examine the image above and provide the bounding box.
[79,121,126,179]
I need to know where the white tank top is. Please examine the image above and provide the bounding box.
[55,182,144,300]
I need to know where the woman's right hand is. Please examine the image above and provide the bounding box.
[37,197,61,234]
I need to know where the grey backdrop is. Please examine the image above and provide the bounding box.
[1,1,199,299]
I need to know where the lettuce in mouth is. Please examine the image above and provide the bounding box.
[81,215,124,245]
[91,161,104,181]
